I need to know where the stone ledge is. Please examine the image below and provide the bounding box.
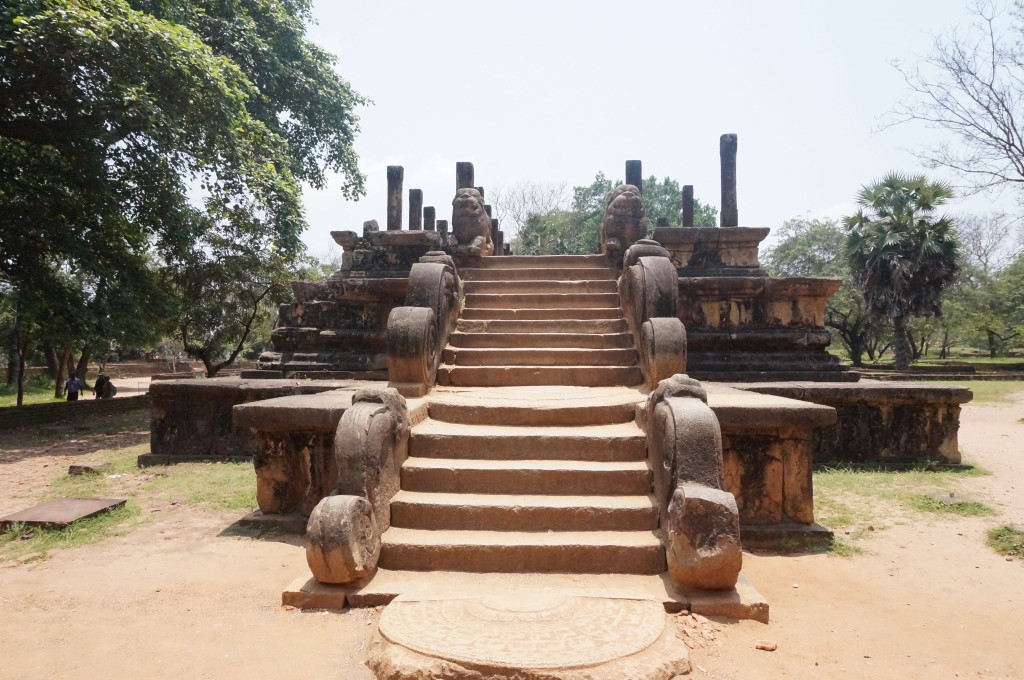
[739,379,974,405]
[283,569,769,623]
[740,521,835,551]
[137,453,252,467]
[238,510,308,534]
[704,383,837,431]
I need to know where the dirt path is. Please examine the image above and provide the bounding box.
[1,393,1021,679]
[695,391,1024,680]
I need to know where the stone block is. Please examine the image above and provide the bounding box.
[665,485,742,591]
[305,495,380,585]
[68,462,111,476]
[722,435,783,525]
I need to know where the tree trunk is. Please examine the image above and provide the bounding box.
[892,317,912,370]
[76,345,91,387]
[986,330,998,358]
[54,344,72,398]
[44,344,59,379]
[14,329,28,407]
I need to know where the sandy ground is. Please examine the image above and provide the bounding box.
[0,390,1021,679]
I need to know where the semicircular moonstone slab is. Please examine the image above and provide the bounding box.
[377,593,668,670]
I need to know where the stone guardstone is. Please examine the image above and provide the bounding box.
[366,591,690,679]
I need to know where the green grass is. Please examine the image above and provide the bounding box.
[828,536,865,557]
[987,526,1024,558]
[0,440,257,563]
[141,462,257,510]
[0,503,142,563]
[904,380,1024,404]
[907,494,995,516]
[814,462,990,537]
[0,374,66,407]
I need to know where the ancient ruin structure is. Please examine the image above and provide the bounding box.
[148,137,972,677]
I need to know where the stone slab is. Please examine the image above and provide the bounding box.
[366,591,690,680]
[740,521,834,551]
[282,576,349,610]
[283,569,769,622]
[704,383,837,431]
[137,453,251,467]
[238,510,308,535]
[0,498,126,531]
[676,572,769,623]
[68,462,111,476]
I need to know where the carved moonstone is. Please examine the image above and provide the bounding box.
[305,494,380,584]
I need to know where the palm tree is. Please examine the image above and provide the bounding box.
[844,173,960,370]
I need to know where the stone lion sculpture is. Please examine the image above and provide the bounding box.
[451,188,494,256]
[600,184,648,263]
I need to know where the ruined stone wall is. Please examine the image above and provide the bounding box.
[147,378,353,463]
[737,382,972,465]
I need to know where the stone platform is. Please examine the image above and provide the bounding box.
[365,590,690,680]
[282,569,769,623]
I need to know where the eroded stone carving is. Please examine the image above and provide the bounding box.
[333,387,409,533]
[305,494,380,584]
[387,257,462,396]
[665,485,742,590]
[646,374,741,590]
[451,188,494,256]
[600,184,648,264]
[618,241,684,388]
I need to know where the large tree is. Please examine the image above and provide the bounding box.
[845,173,960,370]
[890,0,1024,195]
[0,0,366,393]
[508,173,717,256]
[762,217,888,367]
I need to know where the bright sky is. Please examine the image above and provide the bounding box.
[300,0,1014,256]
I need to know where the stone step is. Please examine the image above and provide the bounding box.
[379,528,666,574]
[390,491,658,532]
[463,279,618,295]
[437,365,643,387]
[465,293,620,310]
[460,308,623,321]
[474,255,609,269]
[401,458,652,495]
[457,318,628,334]
[425,390,642,427]
[409,421,646,461]
[442,347,638,367]
[463,267,615,282]
[448,331,634,349]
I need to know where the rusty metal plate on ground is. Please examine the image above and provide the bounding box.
[0,498,126,531]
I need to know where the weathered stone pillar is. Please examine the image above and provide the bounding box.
[456,162,474,191]
[474,186,485,199]
[437,219,449,241]
[408,189,423,230]
[490,218,499,253]
[387,165,403,231]
[626,160,643,194]
[423,206,436,231]
[720,134,738,227]
[682,185,694,227]
[484,204,492,218]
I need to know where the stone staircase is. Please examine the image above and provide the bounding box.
[379,387,664,574]
[436,254,643,387]
[378,255,662,575]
